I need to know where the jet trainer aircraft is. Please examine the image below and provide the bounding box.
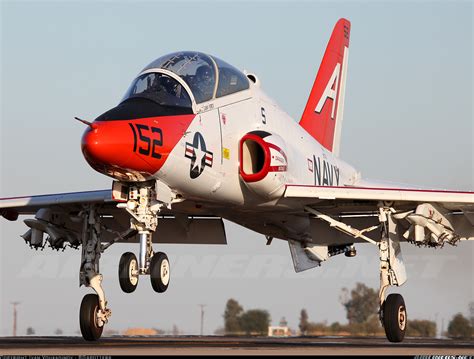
[1,18,473,342]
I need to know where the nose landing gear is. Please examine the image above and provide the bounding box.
[118,247,170,293]
[117,185,170,294]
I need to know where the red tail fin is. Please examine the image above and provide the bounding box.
[299,18,350,156]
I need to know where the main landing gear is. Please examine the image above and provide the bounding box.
[305,204,408,342]
[79,184,170,341]
[78,206,112,341]
[377,207,408,342]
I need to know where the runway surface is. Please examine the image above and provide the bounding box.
[1,336,473,355]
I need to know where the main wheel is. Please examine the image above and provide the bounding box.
[119,252,139,293]
[383,293,407,343]
[150,252,170,293]
[79,294,104,341]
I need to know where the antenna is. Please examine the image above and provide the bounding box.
[199,304,206,336]
[74,117,97,129]
[11,302,20,337]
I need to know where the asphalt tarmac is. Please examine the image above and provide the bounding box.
[0,336,473,355]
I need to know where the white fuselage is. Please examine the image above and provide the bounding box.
[156,80,358,210]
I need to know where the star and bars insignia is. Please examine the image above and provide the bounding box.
[185,132,213,179]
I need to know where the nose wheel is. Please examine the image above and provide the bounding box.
[150,252,170,293]
[118,252,139,293]
[118,249,170,293]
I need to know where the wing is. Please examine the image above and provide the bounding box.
[283,184,474,245]
[285,185,474,208]
[0,189,226,246]
[0,190,115,218]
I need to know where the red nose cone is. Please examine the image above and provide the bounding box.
[81,115,195,181]
[81,122,147,179]
[81,125,107,165]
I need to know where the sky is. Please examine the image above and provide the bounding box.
[0,0,473,336]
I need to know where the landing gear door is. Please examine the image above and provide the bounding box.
[388,237,407,286]
[388,215,407,286]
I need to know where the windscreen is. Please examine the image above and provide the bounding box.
[123,72,192,109]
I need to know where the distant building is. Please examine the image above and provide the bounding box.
[268,326,290,337]
[268,317,291,337]
[124,328,160,336]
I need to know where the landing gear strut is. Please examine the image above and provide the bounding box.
[377,206,407,342]
[79,205,111,341]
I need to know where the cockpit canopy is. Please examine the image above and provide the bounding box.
[123,51,250,107]
[123,72,193,108]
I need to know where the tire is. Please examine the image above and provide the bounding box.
[119,252,139,293]
[150,252,170,293]
[79,294,104,341]
[383,293,407,343]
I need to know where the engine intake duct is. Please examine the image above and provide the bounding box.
[239,132,288,199]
